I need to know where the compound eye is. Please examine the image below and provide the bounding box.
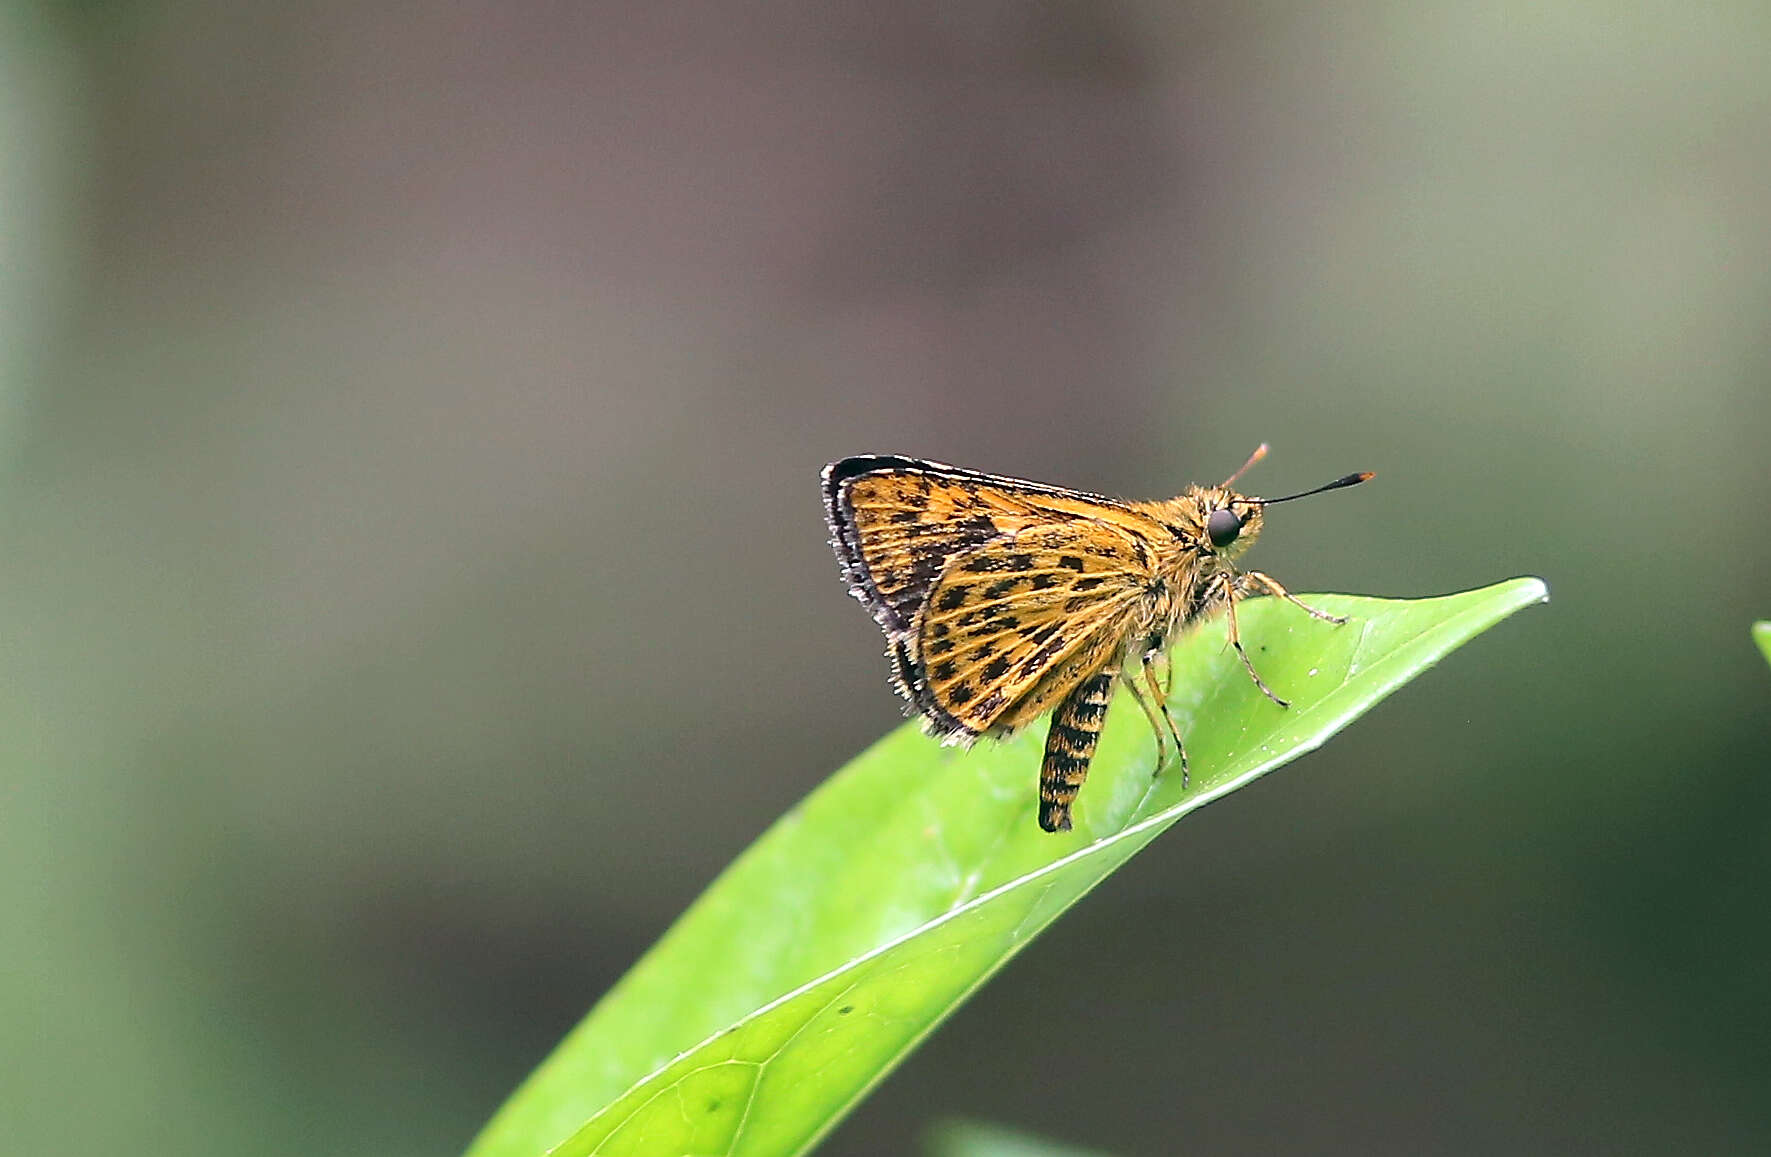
[1206,507,1242,549]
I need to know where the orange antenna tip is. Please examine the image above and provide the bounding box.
[1221,443,1270,488]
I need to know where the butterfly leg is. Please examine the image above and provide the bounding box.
[1125,659,1188,786]
[1223,580,1290,708]
[1240,570,1346,625]
[1144,632,1176,699]
[1039,665,1117,833]
[1139,630,1177,718]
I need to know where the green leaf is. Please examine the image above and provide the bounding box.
[923,1119,1118,1157]
[467,578,1547,1157]
[1755,621,1771,668]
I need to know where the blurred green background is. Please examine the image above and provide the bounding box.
[3,3,1768,1154]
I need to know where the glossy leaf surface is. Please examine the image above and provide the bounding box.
[468,578,1547,1157]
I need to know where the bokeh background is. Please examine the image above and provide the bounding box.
[4,3,1769,1154]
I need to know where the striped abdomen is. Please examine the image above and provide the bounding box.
[1038,667,1117,832]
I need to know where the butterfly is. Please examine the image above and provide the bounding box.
[822,445,1372,832]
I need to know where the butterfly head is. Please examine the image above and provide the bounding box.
[1196,443,1374,559]
[1204,492,1263,556]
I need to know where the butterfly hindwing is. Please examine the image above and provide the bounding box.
[912,522,1152,737]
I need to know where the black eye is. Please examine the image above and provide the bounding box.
[1207,507,1241,549]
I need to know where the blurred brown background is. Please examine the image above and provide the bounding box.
[4,2,1769,1154]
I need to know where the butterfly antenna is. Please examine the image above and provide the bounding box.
[1256,471,1375,506]
[1220,443,1269,488]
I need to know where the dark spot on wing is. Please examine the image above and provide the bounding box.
[961,550,1034,574]
[1026,638,1066,670]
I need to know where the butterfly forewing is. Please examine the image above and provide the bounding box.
[825,456,1157,624]
[826,463,1011,634]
